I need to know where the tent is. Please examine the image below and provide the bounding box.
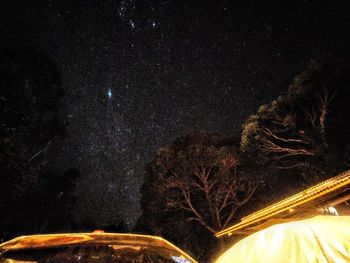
[215,216,350,263]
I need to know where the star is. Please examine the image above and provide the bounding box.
[129,20,135,29]
[107,89,112,99]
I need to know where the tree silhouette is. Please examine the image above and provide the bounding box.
[138,131,255,259]
[158,139,256,234]
[241,56,350,174]
[0,48,66,239]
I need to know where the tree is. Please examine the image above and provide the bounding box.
[159,141,256,234]
[241,56,350,177]
[241,96,317,170]
[137,132,256,260]
[0,48,66,239]
[8,169,81,237]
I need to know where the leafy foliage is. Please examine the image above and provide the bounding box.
[241,56,350,181]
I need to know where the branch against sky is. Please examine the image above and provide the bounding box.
[240,56,346,171]
[151,132,257,234]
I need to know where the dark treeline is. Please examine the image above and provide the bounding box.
[0,48,71,240]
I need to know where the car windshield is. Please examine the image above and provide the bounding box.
[0,244,193,263]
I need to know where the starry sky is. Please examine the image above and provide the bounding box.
[1,0,350,227]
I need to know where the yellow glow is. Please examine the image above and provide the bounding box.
[215,170,350,237]
[326,206,339,215]
[0,233,197,263]
[215,216,350,263]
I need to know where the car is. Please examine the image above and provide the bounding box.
[215,216,350,263]
[0,232,197,263]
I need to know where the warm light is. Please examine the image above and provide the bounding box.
[93,230,105,233]
[215,216,350,263]
[326,206,339,215]
[0,233,198,263]
[215,170,350,237]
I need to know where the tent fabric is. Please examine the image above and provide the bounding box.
[215,216,350,263]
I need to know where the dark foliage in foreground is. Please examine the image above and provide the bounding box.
[0,48,74,240]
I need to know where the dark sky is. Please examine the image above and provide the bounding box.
[1,0,350,227]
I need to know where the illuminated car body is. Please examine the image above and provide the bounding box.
[215,171,350,262]
[0,232,197,263]
[215,216,350,263]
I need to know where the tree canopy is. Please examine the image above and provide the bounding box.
[137,131,255,260]
[241,56,350,183]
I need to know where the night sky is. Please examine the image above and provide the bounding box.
[1,0,350,227]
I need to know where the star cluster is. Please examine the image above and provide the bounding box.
[1,0,350,227]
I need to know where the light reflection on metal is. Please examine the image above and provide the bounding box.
[325,206,339,215]
[215,216,350,263]
[0,233,197,263]
[215,170,350,237]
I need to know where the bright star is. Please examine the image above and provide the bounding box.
[107,89,112,99]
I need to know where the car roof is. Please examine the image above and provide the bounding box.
[215,169,350,237]
[0,232,197,262]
